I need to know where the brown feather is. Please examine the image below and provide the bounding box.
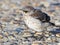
[30,9,50,22]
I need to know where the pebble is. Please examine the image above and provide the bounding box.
[55,21,60,26]
[32,41,41,45]
[8,35,16,41]
[23,32,32,37]
[35,32,42,35]
[4,32,9,36]
[0,35,3,39]
[3,37,8,42]
[45,33,50,37]
[56,33,60,38]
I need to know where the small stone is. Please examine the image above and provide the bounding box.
[3,37,8,42]
[45,34,49,37]
[55,21,60,26]
[32,43,39,45]
[0,35,3,39]
[10,43,18,45]
[4,32,9,36]
[15,17,20,20]
[2,24,6,28]
[1,17,10,22]
[46,37,52,42]
[23,32,32,37]
[35,32,42,35]
[16,9,21,13]
[34,32,42,36]
[9,20,14,24]
[32,41,41,45]
[8,36,16,40]
[56,33,60,38]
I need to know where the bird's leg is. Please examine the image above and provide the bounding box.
[24,24,30,30]
[0,23,3,31]
[41,27,48,41]
[42,31,45,41]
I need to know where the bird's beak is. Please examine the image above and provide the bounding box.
[20,9,28,13]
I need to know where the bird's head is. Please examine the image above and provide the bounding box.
[20,6,35,16]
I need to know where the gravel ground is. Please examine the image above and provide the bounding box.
[0,0,60,45]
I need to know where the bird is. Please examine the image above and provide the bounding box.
[20,6,55,32]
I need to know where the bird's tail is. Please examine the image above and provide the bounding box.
[49,22,55,26]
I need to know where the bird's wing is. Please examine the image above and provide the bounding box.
[31,10,50,22]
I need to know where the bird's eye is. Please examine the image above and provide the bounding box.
[24,11,28,13]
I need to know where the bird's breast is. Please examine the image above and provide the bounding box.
[24,16,42,31]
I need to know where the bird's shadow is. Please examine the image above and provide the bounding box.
[15,28,24,33]
[49,28,60,34]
